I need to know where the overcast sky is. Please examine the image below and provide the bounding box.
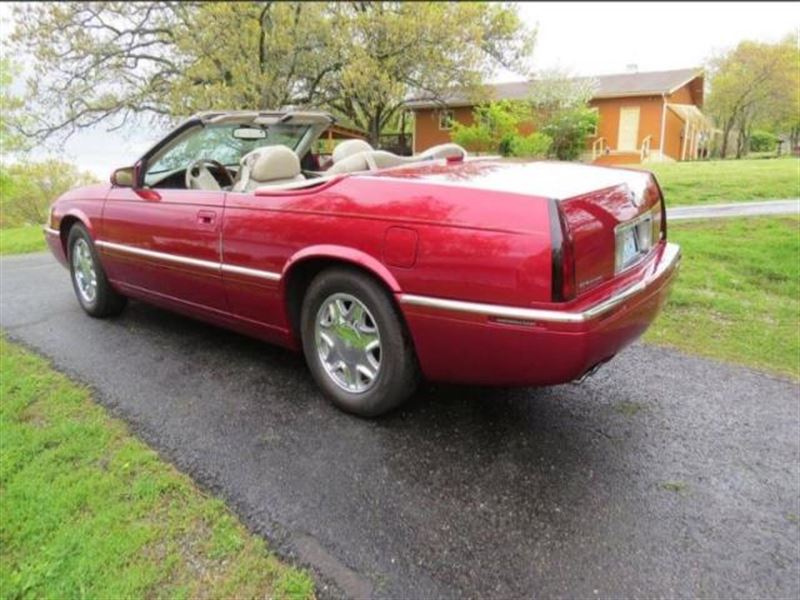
[1,1,796,178]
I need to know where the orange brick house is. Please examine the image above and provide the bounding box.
[406,68,714,164]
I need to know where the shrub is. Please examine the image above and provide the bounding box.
[507,132,552,158]
[497,133,515,157]
[540,106,598,161]
[450,86,597,160]
[749,130,778,152]
[450,121,495,153]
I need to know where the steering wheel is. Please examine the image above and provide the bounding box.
[185,159,235,190]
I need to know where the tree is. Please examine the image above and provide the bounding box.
[451,100,533,154]
[529,71,597,160]
[0,161,96,227]
[0,58,28,154]
[706,36,799,158]
[10,2,534,146]
[318,2,534,144]
[10,2,333,141]
[0,61,98,228]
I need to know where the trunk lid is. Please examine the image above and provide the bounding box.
[369,159,654,202]
[556,166,664,297]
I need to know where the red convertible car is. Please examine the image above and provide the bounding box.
[44,110,680,416]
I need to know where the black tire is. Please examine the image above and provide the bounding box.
[300,267,420,417]
[67,224,127,318]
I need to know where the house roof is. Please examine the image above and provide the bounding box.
[667,103,714,129]
[405,67,703,109]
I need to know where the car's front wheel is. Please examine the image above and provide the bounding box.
[300,267,419,417]
[67,224,127,318]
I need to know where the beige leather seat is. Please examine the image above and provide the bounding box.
[332,139,374,164]
[233,145,305,192]
[328,149,396,174]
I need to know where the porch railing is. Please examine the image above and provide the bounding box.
[640,135,652,161]
[592,137,606,161]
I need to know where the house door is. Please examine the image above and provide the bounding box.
[617,106,640,151]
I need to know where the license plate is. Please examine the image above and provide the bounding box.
[615,210,656,272]
[621,228,640,265]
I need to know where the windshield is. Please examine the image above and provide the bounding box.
[146,123,310,176]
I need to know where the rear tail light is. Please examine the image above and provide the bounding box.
[651,204,662,243]
[549,200,576,302]
[651,175,668,241]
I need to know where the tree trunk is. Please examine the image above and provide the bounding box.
[720,117,734,158]
[743,125,753,157]
[398,110,406,150]
[735,112,752,159]
[368,115,381,147]
[365,103,390,148]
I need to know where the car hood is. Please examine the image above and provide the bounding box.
[367,158,653,201]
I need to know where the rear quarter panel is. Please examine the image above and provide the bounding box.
[222,176,553,332]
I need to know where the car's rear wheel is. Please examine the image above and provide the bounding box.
[300,267,419,417]
[67,224,127,318]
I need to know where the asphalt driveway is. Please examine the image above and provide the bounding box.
[2,252,798,599]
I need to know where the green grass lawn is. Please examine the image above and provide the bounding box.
[645,216,800,379]
[0,337,315,599]
[0,224,46,255]
[638,157,800,206]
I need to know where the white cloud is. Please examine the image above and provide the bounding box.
[502,1,796,80]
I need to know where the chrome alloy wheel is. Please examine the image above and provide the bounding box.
[315,293,382,393]
[72,238,97,304]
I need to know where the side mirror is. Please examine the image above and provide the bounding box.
[110,166,135,187]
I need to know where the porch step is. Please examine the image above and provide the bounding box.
[592,151,641,166]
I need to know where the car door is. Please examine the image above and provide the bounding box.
[100,184,228,312]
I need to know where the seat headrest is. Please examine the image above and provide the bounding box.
[251,145,301,182]
[332,139,374,164]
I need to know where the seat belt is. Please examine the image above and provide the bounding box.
[233,149,261,192]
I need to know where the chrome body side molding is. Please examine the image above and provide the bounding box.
[95,240,282,281]
[220,263,281,281]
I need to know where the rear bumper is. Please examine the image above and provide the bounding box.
[399,242,681,386]
[43,226,68,267]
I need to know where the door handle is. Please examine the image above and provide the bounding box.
[197,210,217,227]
